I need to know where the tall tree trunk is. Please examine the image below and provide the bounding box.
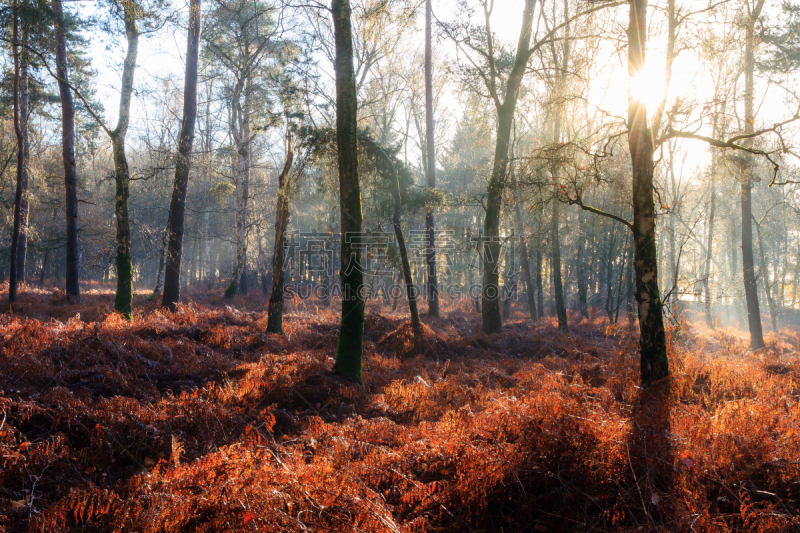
[550,0,570,332]
[225,78,252,299]
[9,0,23,303]
[755,219,779,331]
[424,0,439,317]
[39,246,50,287]
[53,0,80,301]
[150,226,168,299]
[370,140,422,341]
[267,135,294,334]
[256,225,268,294]
[105,12,140,320]
[502,232,516,320]
[667,144,678,315]
[332,0,364,384]
[576,211,589,318]
[628,0,669,384]
[535,248,544,318]
[551,199,568,331]
[704,182,715,328]
[740,0,766,349]
[162,0,202,311]
[511,172,536,320]
[16,29,30,284]
[482,0,536,334]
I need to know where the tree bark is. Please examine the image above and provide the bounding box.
[740,0,766,349]
[332,0,365,384]
[266,135,294,334]
[576,211,589,318]
[550,0,570,332]
[424,0,439,317]
[109,14,139,320]
[704,182,715,328]
[9,0,23,303]
[16,27,30,285]
[511,172,536,320]
[755,218,779,331]
[482,0,536,334]
[551,199,568,331]
[535,247,544,318]
[150,225,168,299]
[369,140,422,342]
[628,0,669,384]
[225,77,253,299]
[53,0,80,301]
[162,0,202,311]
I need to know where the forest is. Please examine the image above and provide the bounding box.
[1,0,800,531]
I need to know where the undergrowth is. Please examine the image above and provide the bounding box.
[0,282,798,532]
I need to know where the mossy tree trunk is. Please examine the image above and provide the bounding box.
[53,0,80,301]
[162,0,202,311]
[108,12,140,320]
[332,0,364,384]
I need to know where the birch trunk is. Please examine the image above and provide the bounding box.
[628,0,669,383]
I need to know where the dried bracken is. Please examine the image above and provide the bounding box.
[0,284,798,532]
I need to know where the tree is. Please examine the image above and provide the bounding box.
[472,0,535,334]
[58,0,164,318]
[738,0,767,349]
[52,0,80,301]
[625,0,669,383]
[424,0,439,317]
[441,0,615,334]
[162,0,203,311]
[332,0,365,384]
[8,0,25,303]
[266,131,294,334]
[202,0,282,299]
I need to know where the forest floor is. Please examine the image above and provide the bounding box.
[0,283,799,532]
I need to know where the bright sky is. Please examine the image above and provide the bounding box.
[74,0,800,181]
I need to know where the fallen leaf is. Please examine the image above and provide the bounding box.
[144,457,156,467]
[85,465,96,474]
[11,500,26,508]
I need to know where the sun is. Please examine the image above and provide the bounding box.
[628,62,666,117]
